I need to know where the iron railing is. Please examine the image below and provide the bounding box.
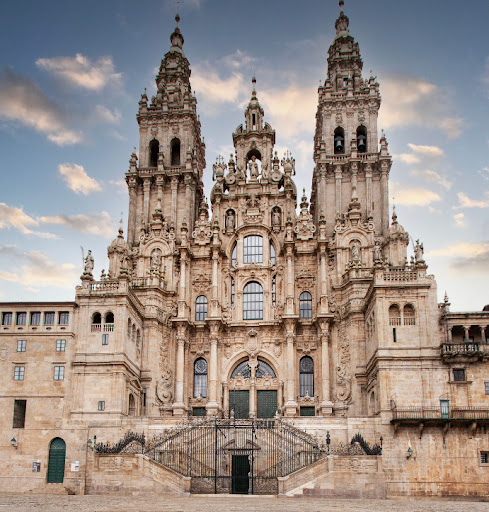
[392,406,489,420]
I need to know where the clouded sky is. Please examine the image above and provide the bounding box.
[0,0,488,311]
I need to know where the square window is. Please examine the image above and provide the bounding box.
[44,312,55,325]
[13,399,26,429]
[56,339,66,352]
[2,312,12,326]
[30,312,41,325]
[102,333,109,345]
[17,340,26,352]
[481,452,488,465]
[98,401,105,411]
[453,369,466,382]
[192,407,206,417]
[14,366,24,381]
[53,366,65,381]
[485,382,489,395]
[300,406,316,417]
[16,312,26,326]
[58,312,69,325]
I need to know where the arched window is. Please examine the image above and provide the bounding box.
[231,243,237,267]
[128,393,136,416]
[243,235,263,264]
[389,305,401,326]
[256,359,276,378]
[334,127,345,154]
[47,438,66,483]
[270,242,276,266]
[243,281,263,320]
[300,356,314,397]
[356,125,367,153]
[403,304,416,325]
[149,139,159,167]
[231,358,276,379]
[193,358,207,398]
[171,138,181,166]
[105,312,114,323]
[195,295,208,322]
[299,291,313,319]
[92,312,101,324]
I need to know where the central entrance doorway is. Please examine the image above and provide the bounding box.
[232,455,250,494]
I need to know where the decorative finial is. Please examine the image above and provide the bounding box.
[339,0,344,11]
[392,205,397,223]
[175,12,180,26]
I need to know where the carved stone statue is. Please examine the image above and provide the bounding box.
[225,210,235,230]
[84,250,94,274]
[351,242,360,261]
[414,239,424,262]
[248,156,259,179]
[151,249,161,270]
[373,240,382,262]
[272,208,281,227]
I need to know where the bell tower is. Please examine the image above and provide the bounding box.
[310,1,391,236]
[126,14,205,247]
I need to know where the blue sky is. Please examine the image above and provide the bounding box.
[0,0,488,311]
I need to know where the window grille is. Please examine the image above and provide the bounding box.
[243,235,263,264]
[30,312,40,325]
[16,312,26,326]
[195,295,208,321]
[17,340,26,352]
[453,369,465,382]
[481,452,488,464]
[299,291,313,319]
[243,281,263,320]
[193,358,207,398]
[56,339,66,352]
[14,366,24,381]
[54,366,65,381]
[300,356,314,397]
[231,359,276,379]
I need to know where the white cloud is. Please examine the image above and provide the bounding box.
[397,153,421,165]
[410,169,452,191]
[221,50,255,71]
[0,271,19,282]
[21,251,78,290]
[95,105,122,124]
[192,69,247,106]
[428,241,489,274]
[108,179,127,194]
[39,212,115,238]
[407,143,444,158]
[453,212,466,228]
[0,69,82,145]
[390,182,441,206]
[36,54,122,91]
[379,75,463,138]
[0,203,56,238]
[454,191,489,209]
[428,242,489,258]
[478,167,489,181]
[58,163,102,195]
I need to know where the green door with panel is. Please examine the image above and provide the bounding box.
[229,390,250,419]
[47,437,66,483]
[256,390,277,418]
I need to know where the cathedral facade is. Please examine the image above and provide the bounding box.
[1,7,488,499]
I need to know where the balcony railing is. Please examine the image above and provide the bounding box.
[441,343,489,359]
[392,406,489,421]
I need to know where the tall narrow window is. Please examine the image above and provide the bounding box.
[30,312,40,326]
[14,366,24,381]
[270,242,276,266]
[56,339,66,352]
[102,334,109,345]
[272,276,276,307]
[16,312,26,326]
[356,125,367,153]
[58,312,69,325]
[44,312,55,326]
[149,139,159,167]
[171,138,181,166]
[231,243,237,267]
[299,291,313,319]
[54,366,65,381]
[98,401,105,411]
[13,399,26,428]
[231,277,235,306]
[243,281,263,320]
[17,340,26,352]
[300,356,314,397]
[334,127,345,154]
[243,235,263,264]
[193,358,208,398]
[2,312,12,325]
[195,295,208,321]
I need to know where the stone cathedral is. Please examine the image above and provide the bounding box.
[1,5,488,499]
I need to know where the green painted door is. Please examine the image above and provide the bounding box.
[229,390,249,419]
[232,455,250,494]
[257,390,277,418]
[47,438,66,483]
[440,399,450,419]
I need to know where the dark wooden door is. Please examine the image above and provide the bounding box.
[229,390,249,419]
[232,455,250,494]
[257,390,277,418]
[47,438,66,483]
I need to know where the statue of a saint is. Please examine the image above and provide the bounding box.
[351,242,360,261]
[272,208,281,227]
[225,210,235,230]
[373,241,382,262]
[414,239,424,262]
[248,156,259,179]
[84,250,94,274]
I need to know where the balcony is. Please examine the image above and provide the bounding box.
[441,342,489,362]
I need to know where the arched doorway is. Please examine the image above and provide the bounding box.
[47,437,66,483]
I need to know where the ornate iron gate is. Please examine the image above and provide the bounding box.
[151,418,323,494]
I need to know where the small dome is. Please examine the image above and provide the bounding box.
[109,223,128,251]
[483,304,489,312]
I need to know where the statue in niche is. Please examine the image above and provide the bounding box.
[84,250,94,274]
[271,208,281,228]
[150,249,162,270]
[414,239,424,262]
[373,240,382,262]
[351,241,360,262]
[248,156,259,179]
[261,162,269,180]
[225,210,235,230]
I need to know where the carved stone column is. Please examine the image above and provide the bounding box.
[143,177,151,228]
[171,176,179,226]
[283,320,297,416]
[222,382,229,415]
[464,326,470,343]
[334,165,342,217]
[249,359,257,418]
[365,164,372,218]
[380,163,389,234]
[285,245,294,315]
[173,328,187,416]
[206,321,220,416]
[127,177,137,245]
[319,320,333,416]
[481,326,487,344]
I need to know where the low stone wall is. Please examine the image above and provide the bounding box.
[87,454,190,495]
[279,455,385,499]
